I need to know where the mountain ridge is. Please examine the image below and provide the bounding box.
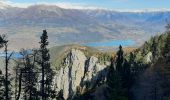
[0,4,170,50]
[1,3,170,12]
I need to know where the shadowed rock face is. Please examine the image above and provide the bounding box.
[54,49,109,99]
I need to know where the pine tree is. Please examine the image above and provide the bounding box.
[164,33,170,61]
[107,63,128,100]
[39,30,56,100]
[129,52,135,64]
[0,70,5,100]
[18,50,39,100]
[0,35,5,99]
[151,38,157,61]
[107,45,130,100]
[0,34,12,100]
[116,45,124,73]
[162,23,170,62]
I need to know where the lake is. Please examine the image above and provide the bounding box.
[0,50,32,59]
[82,40,135,47]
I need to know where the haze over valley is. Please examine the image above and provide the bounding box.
[0,3,170,50]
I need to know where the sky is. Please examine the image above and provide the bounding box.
[1,0,170,11]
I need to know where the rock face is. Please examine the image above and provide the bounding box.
[55,49,109,99]
[145,52,153,63]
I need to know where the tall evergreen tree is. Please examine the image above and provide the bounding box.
[116,45,124,73]
[0,35,5,99]
[162,23,170,62]
[164,34,170,61]
[39,30,55,100]
[107,58,128,100]
[107,45,130,100]
[0,35,12,100]
[16,50,39,100]
[129,52,135,64]
[151,38,157,61]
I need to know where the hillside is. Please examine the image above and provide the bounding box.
[0,30,169,100]
[73,29,170,100]
[50,44,97,69]
[131,58,170,100]
[49,44,115,70]
[130,31,170,100]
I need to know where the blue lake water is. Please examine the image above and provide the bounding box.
[82,40,135,47]
[0,52,22,59]
[0,40,135,58]
[0,50,32,59]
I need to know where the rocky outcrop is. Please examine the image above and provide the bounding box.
[54,49,109,99]
[145,52,153,63]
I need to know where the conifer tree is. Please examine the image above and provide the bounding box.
[151,38,157,60]
[162,23,170,62]
[0,70,5,100]
[107,45,129,100]
[164,34,170,61]
[0,35,5,99]
[17,50,39,100]
[129,52,135,64]
[0,34,12,100]
[116,45,124,73]
[39,30,55,100]
[107,58,128,100]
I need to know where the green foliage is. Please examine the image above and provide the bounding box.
[50,44,114,70]
[15,49,39,99]
[107,45,131,100]
[97,52,112,64]
[135,51,145,63]
[116,45,124,72]
[0,70,5,100]
[162,32,170,58]
[39,30,56,99]
[0,34,8,48]
[141,33,168,60]
[107,70,128,100]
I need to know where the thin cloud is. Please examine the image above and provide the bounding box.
[1,1,104,9]
[1,0,170,12]
[0,1,31,8]
[48,2,104,9]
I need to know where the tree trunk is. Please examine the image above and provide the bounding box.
[16,72,22,100]
[5,44,9,100]
[41,61,45,100]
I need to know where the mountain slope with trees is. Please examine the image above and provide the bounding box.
[0,20,170,99]
[73,23,170,100]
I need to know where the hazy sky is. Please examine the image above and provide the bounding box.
[2,0,170,10]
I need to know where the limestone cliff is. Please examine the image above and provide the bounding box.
[54,49,109,99]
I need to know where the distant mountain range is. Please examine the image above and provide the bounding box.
[0,4,170,50]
